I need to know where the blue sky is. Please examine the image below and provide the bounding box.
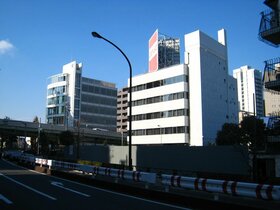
[0,0,279,122]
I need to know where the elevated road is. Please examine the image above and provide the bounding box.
[0,118,123,145]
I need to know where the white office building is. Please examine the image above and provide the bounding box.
[128,29,238,146]
[46,61,117,130]
[233,65,264,121]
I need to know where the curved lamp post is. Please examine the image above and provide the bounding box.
[91,32,133,170]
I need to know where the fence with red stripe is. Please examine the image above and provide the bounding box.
[161,174,280,200]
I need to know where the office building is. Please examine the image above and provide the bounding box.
[233,66,264,121]
[46,61,117,130]
[128,29,238,146]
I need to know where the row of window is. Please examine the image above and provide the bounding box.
[132,109,188,121]
[132,92,188,107]
[47,116,64,125]
[81,94,117,107]
[82,84,117,97]
[47,106,65,115]
[132,75,188,92]
[47,74,67,85]
[47,96,67,106]
[80,114,116,126]
[48,86,66,96]
[132,126,189,136]
[81,104,117,116]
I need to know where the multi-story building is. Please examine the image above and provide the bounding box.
[149,29,180,73]
[117,87,128,134]
[233,66,264,121]
[128,29,238,146]
[129,64,189,145]
[185,29,238,145]
[46,61,117,131]
[259,0,280,91]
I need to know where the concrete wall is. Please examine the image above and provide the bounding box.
[67,144,250,176]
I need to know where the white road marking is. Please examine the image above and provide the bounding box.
[50,175,191,210]
[51,181,91,197]
[0,194,13,204]
[0,173,56,201]
[2,159,190,209]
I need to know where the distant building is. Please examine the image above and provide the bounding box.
[128,29,238,146]
[148,29,180,73]
[46,61,117,130]
[117,87,128,134]
[233,66,264,121]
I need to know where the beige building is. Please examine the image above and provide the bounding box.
[264,88,280,116]
[117,87,128,134]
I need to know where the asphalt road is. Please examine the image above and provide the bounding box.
[0,159,191,210]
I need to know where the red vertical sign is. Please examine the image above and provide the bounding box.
[149,29,158,73]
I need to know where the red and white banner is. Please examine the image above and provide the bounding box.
[149,29,158,73]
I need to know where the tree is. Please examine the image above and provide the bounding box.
[33,116,39,123]
[240,116,266,150]
[40,131,49,155]
[59,131,75,146]
[216,123,244,145]
[216,116,266,150]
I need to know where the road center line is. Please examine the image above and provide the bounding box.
[0,194,13,204]
[0,173,57,201]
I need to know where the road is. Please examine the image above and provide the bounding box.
[0,159,191,210]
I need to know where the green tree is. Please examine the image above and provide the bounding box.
[33,116,39,123]
[216,123,243,145]
[40,131,49,155]
[240,116,265,150]
[59,131,75,146]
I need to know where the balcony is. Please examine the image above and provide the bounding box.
[263,57,280,91]
[259,9,280,47]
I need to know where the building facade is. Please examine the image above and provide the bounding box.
[233,66,264,121]
[46,61,117,130]
[185,29,238,145]
[264,88,280,116]
[117,87,128,134]
[128,29,238,146]
[129,64,189,145]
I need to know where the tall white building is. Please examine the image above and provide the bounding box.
[128,29,238,146]
[233,65,264,121]
[186,29,238,145]
[46,61,117,130]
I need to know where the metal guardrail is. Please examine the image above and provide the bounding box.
[161,174,280,200]
[3,151,280,201]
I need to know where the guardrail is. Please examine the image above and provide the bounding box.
[3,151,280,201]
[161,174,280,200]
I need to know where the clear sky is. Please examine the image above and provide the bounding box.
[0,0,278,122]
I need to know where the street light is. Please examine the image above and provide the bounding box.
[91,31,133,170]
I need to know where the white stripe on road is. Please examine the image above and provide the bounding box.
[3,159,190,209]
[51,181,91,197]
[0,194,13,204]
[51,175,191,210]
[0,173,56,201]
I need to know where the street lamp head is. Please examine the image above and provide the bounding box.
[91,32,102,39]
